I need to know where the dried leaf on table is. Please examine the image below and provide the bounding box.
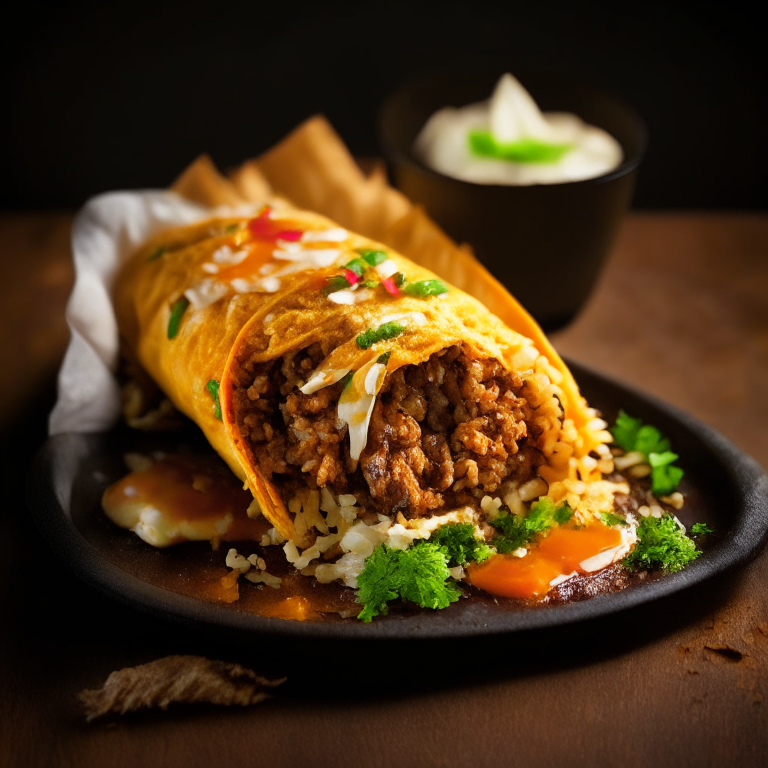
[78,655,286,722]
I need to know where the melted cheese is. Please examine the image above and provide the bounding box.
[102,454,269,547]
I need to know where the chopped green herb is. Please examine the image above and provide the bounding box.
[402,279,449,297]
[376,351,392,365]
[356,321,406,350]
[147,245,166,262]
[635,426,671,457]
[344,257,369,277]
[430,523,493,566]
[624,514,700,573]
[612,411,670,455]
[468,130,574,164]
[167,296,190,339]
[356,248,388,267]
[491,498,573,553]
[610,411,642,451]
[206,379,222,421]
[223,223,241,234]
[599,511,629,527]
[392,272,406,288]
[356,543,461,622]
[651,464,683,496]
[322,275,351,294]
[491,512,531,553]
[360,279,380,289]
[690,523,713,536]
[610,411,684,495]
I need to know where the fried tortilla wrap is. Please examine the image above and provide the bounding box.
[114,204,614,544]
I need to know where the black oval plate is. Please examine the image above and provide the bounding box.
[27,361,768,639]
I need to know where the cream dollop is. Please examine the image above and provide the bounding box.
[414,73,623,185]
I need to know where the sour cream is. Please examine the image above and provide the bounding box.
[414,73,623,185]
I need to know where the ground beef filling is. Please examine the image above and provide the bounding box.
[234,343,542,518]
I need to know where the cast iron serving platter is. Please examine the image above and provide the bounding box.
[27,361,768,640]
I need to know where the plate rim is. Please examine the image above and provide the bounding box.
[26,361,768,640]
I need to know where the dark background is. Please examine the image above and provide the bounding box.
[2,0,766,211]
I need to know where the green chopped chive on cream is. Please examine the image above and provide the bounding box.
[468,130,574,164]
[206,379,222,420]
[167,296,190,339]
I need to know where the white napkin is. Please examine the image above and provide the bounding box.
[49,190,216,435]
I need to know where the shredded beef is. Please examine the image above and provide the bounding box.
[232,344,544,519]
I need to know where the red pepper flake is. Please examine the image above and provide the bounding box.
[381,276,401,296]
[343,268,360,286]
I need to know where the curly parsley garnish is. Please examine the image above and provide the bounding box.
[167,296,190,339]
[490,498,573,553]
[206,379,222,421]
[611,411,684,495]
[356,523,491,622]
[357,543,461,622]
[624,514,703,573]
[356,321,406,350]
[430,523,493,566]
[690,523,713,536]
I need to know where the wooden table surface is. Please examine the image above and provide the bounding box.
[1,211,766,768]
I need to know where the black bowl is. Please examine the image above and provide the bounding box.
[379,69,647,332]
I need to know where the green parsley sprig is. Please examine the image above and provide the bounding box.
[357,543,461,622]
[611,411,684,495]
[624,514,702,573]
[430,523,493,566]
[490,498,573,553]
[356,523,491,622]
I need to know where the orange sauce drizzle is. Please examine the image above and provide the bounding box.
[211,217,343,284]
[102,454,270,543]
[215,238,277,282]
[467,523,623,600]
